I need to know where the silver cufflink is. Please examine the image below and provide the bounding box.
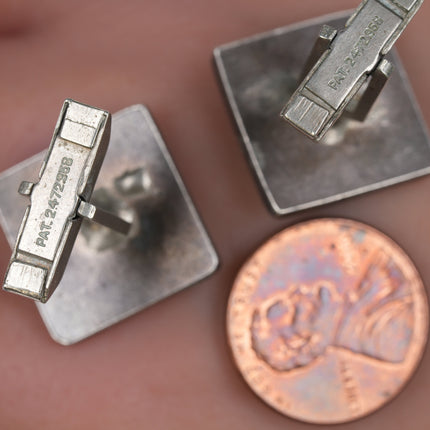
[215,0,430,215]
[0,100,218,344]
[4,101,128,303]
[281,0,423,141]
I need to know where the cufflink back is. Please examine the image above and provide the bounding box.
[4,100,130,303]
[0,100,218,344]
[214,1,430,215]
[282,0,423,141]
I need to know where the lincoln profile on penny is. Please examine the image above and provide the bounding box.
[251,251,414,372]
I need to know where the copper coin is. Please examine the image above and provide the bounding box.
[227,218,428,424]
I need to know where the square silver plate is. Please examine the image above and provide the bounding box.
[0,105,218,345]
[214,12,430,215]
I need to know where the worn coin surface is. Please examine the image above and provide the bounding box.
[227,219,428,424]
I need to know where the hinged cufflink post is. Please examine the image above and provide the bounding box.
[0,100,218,344]
[4,100,131,303]
[214,0,430,215]
[281,0,423,141]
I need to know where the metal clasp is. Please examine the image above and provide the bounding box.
[281,0,423,141]
[3,100,131,303]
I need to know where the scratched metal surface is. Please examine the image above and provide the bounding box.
[0,105,218,345]
[214,12,430,215]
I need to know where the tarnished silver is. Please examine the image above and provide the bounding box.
[76,201,131,235]
[3,100,132,303]
[281,0,423,140]
[0,104,218,344]
[214,12,430,215]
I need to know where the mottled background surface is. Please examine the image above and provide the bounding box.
[0,1,429,429]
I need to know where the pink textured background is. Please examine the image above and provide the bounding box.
[0,1,429,428]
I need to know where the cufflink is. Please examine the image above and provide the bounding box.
[214,0,430,215]
[282,0,423,141]
[0,100,218,344]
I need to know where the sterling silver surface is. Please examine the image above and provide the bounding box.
[281,0,424,140]
[0,105,218,344]
[3,100,131,303]
[214,12,430,215]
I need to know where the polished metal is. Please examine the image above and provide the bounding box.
[3,100,131,303]
[214,12,430,215]
[300,25,338,81]
[0,104,218,344]
[76,201,131,235]
[351,58,394,121]
[281,0,424,140]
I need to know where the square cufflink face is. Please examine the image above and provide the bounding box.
[0,104,218,345]
[214,11,430,215]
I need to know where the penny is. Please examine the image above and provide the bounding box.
[227,218,428,424]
